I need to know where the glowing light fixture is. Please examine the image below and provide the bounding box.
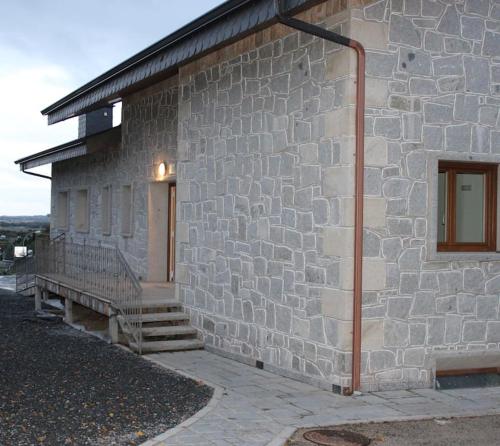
[158,161,167,177]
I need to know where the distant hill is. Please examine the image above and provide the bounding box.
[0,215,50,224]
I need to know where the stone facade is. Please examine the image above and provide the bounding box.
[51,77,178,278]
[49,0,500,391]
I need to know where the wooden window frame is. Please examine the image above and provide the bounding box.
[438,161,497,252]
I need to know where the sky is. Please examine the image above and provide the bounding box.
[0,0,221,216]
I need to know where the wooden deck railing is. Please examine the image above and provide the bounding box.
[28,235,143,352]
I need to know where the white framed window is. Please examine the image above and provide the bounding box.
[57,191,69,230]
[75,188,89,233]
[121,184,133,236]
[101,185,112,235]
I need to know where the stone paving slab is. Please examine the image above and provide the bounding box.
[143,351,500,446]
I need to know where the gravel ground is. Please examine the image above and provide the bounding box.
[288,415,500,445]
[0,289,213,446]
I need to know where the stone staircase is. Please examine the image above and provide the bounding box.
[120,282,203,354]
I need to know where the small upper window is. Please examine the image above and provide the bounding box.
[75,189,89,233]
[438,161,497,252]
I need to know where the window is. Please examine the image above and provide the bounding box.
[438,161,497,252]
[101,185,112,235]
[57,191,69,229]
[121,185,133,236]
[75,189,89,232]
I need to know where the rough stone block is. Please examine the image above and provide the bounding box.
[404,348,425,367]
[388,297,413,320]
[437,4,461,36]
[384,319,409,347]
[389,14,421,48]
[445,124,471,152]
[463,321,486,342]
[486,322,500,343]
[370,350,396,373]
[343,197,386,228]
[464,56,490,94]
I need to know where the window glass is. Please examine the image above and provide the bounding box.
[455,173,484,243]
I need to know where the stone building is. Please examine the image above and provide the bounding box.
[16,0,500,393]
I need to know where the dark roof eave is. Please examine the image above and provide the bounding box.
[41,0,319,122]
[15,125,121,165]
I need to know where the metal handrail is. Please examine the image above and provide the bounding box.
[33,236,143,352]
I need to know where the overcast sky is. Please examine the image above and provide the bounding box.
[0,0,221,216]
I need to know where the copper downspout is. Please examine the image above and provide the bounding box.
[275,0,365,394]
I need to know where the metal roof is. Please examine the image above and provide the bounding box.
[15,126,121,170]
[42,0,318,124]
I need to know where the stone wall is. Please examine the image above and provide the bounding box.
[50,77,178,278]
[347,0,500,391]
[177,0,500,391]
[176,2,363,390]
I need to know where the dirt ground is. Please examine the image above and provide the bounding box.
[287,415,500,446]
[0,289,212,446]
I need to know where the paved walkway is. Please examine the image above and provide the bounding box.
[144,351,500,446]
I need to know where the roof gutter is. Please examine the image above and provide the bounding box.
[20,168,51,181]
[274,0,365,395]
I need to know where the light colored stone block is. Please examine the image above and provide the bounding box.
[351,19,389,51]
[323,165,355,197]
[362,319,385,350]
[366,78,389,107]
[343,197,386,228]
[325,107,355,137]
[322,227,354,257]
[363,259,387,291]
[325,49,355,80]
[365,136,388,166]
[321,288,353,321]
[340,258,354,291]
[340,258,386,291]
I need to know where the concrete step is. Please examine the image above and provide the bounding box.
[119,311,189,324]
[130,339,204,353]
[123,299,181,310]
[141,325,197,337]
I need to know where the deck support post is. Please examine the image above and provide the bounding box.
[35,286,42,311]
[64,298,74,324]
[109,313,119,344]
[42,289,49,302]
